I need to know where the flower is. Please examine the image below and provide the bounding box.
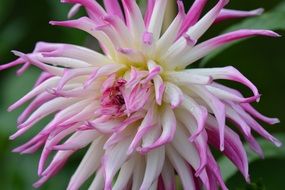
[0,0,281,189]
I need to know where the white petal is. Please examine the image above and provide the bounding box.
[147,0,168,40]
[140,146,165,190]
[166,145,196,190]
[88,168,104,190]
[67,137,105,190]
[163,82,184,108]
[113,156,136,190]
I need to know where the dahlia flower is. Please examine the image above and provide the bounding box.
[0,0,281,189]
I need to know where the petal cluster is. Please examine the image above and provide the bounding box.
[0,0,281,190]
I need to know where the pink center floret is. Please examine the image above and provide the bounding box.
[100,79,127,116]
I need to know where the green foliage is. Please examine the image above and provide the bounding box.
[235,179,266,190]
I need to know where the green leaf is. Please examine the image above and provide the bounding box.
[0,19,28,54]
[201,1,285,66]
[0,0,14,25]
[218,133,285,182]
[0,68,40,136]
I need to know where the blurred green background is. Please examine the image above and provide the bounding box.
[0,0,284,189]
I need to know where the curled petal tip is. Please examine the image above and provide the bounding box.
[253,8,264,15]
[49,21,57,26]
[245,175,251,183]
[271,118,280,125]
[272,137,282,147]
[246,94,262,103]
[11,50,24,57]
[68,4,82,19]
[220,144,225,152]
[7,107,13,112]
[9,134,17,140]
[256,94,262,103]
[12,148,20,153]
[264,30,282,37]
[256,93,262,100]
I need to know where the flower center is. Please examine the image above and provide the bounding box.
[100,79,127,116]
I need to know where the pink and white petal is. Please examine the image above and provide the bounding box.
[17,92,54,124]
[190,85,226,151]
[12,51,64,75]
[206,85,260,103]
[163,82,184,108]
[50,17,117,57]
[87,119,123,134]
[61,0,106,22]
[127,104,158,154]
[161,158,176,190]
[168,0,228,60]
[131,155,145,190]
[171,125,201,173]
[35,149,75,188]
[153,75,165,105]
[229,102,282,147]
[147,0,168,40]
[166,145,197,190]
[112,156,136,190]
[138,125,161,154]
[225,105,251,136]
[139,146,165,190]
[57,68,94,90]
[185,0,229,40]
[53,130,98,151]
[175,109,208,175]
[178,29,280,68]
[19,97,78,130]
[180,96,208,141]
[245,134,264,158]
[121,0,145,47]
[67,137,105,190]
[142,106,176,150]
[103,0,124,21]
[206,149,228,190]
[215,8,264,23]
[34,72,53,87]
[166,70,213,85]
[38,123,81,175]
[8,76,60,112]
[38,42,112,65]
[144,0,155,28]
[49,98,93,126]
[0,58,25,71]
[96,23,127,48]
[241,103,280,125]
[68,4,82,18]
[185,66,259,97]
[88,168,105,190]
[103,137,132,189]
[156,0,185,56]
[117,48,145,64]
[177,0,208,37]
[206,115,250,182]
[38,56,92,68]
[103,16,134,48]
